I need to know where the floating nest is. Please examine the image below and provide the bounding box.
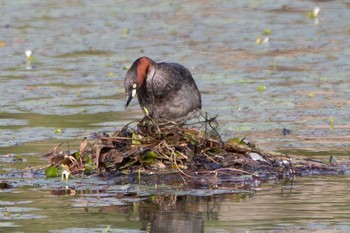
[44,117,339,188]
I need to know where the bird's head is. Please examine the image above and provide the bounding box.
[124,57,154,109]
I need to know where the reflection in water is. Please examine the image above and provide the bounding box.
[1,176,350,232]
[138,194,252,233]
[134,176,350,233]
[141,195,204,233]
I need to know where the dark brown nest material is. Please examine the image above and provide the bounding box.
[44,118,336,187]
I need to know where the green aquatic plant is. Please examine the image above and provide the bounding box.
[54,128,63,134]
[107,71,115,77]
[256,85,266,92]
[45,165,59,178]
[256,29,271,45]
[307,93,314,98]
[308,7,320,19]
[104,225,111,233]
[123,28,129,35]
[142,151,159,166]
[263,29,272,36]
[3,207,11,217]
[132,131,142,145]
[329,116,335,129]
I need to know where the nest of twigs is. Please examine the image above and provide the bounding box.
[44,117,337,187]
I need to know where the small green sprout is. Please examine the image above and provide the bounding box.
[263,29,272,36]
[131,132,142,145]
[308,7,320,19]
[307,93,314,98]
[329,116,334,129]
[143,106,150,116]
[257,85,266,92]
[104,226,111,233]
[3,207,11,217]
[123,28,129,35]
[54,128,63,134]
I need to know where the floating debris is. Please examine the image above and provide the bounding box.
[282,127,292,136]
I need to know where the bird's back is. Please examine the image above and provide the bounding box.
[139,62,202,123]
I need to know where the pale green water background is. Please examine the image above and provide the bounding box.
[1,0,350,232]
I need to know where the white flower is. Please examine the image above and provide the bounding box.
[313,7,320,17]
[25,49,32,58]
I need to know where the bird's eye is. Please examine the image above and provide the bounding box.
[132,83,137,89]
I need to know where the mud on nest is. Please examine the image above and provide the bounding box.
[44,117,333,187]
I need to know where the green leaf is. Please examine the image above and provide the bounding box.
[308,7,320,19]
[307,93,314,98]
[329,116,335,129]
[227,137,242,145]
[256,37,263,44]
[184,132,198,145]
[142,151,159,165]
[107,71,115,77]
[84,155,94,166]
[123,28,129,35]
[132,132,141,145]
[263,29,272,35]
[45,165,59,178]
[84,164,95,174]
[104,225,111,233]
[257,85,266,92]
[227,137,256,148]
[54,128,63,134]
[119,160,137,170]
[144,151,158,159]
[74,151,81,160]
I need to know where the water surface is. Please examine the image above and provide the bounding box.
[1,0,350,232]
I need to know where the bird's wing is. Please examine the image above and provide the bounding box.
[150,63,189,98]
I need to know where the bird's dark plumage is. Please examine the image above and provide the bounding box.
[124,56,202,123]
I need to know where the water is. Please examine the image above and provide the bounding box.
[1,0,350,232]
[1,173,350,232]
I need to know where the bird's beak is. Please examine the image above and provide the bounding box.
[124,88,137,109]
